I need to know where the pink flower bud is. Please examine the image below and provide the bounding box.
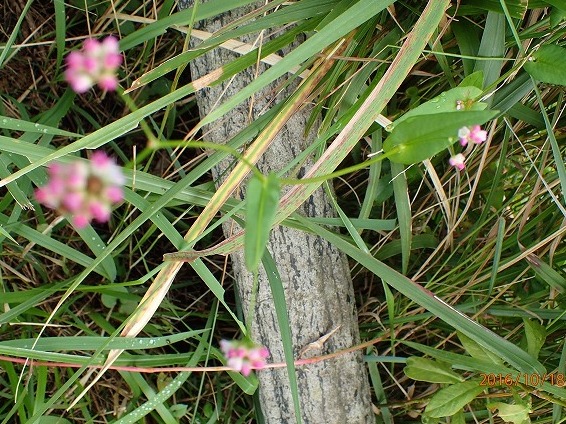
[449,153,466,171]
[105,186,124,203]
[89,201,111,222]
[98,74,119,91]
[72,214,90,228]
[62,192,84,213]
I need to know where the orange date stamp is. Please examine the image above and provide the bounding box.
[480,373,565,387]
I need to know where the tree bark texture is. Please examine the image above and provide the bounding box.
[183,2,373,423]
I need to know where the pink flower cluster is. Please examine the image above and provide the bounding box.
[449,125,488,171]
[64,36,122,93]
[35,151,125,228]
[220,339,270,376]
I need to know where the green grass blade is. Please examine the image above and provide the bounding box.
[0,330,206,351]
[0,0,34,68]
[0,117,80,137]
[473,11,506,92]
[262,251,302,424]
[390,162,411,274]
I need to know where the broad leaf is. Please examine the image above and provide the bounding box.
[394,86,485,126]
[383,110,498,164]
[404,357,463,384]
[245,173,281,272]
[524,44,566,86]
[458,332,503,364]
[425,380,484,418]
[523,318,546,359]
[488,401,531,424]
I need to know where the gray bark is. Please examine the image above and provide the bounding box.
[182,2,373,423]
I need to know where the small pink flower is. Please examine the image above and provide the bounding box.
[458,125,487,146]
[62,192,84,212]
[64,36,122,94]
[35,151,124,228]
[98,74,119,91]
[469,125,487,144]
[105,186,124,203]
[72,214,90,228]
[220,339,270,376]
[449,153,466,171]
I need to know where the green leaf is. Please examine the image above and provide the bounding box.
[390,161,411,274]
[0,116,81,137]
[460,71,484,89]
[404,357,463,384]
[37,417,73,424]
[262,251,303,424]
[245,173,281,272]
[393,86,485,126]
[473,11,505,91]
[169,404,189,419]
[458,332,503,364]
[0,330,206,351]
[451,410,466,424]
[452,0,527,19]
[524,44,566,86]
[550,7,566,27]
[527,253,566,293]
[384,110,498,164]
[488,401,531,424]
[523,318,546,359]
[424,380,484,418]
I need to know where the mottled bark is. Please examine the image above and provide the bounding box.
[182,2,373,423]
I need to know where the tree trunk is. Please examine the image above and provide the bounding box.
[183,2,373,423]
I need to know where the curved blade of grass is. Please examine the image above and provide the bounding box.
[325,181,369,253]
[262,251,302,424]
[0,330,206,351]
[0,117,80,137]
[473,11,506,93]
[53,0,65,68]
[0,0,34,68]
